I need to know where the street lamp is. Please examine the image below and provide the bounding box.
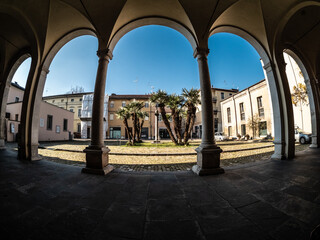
[153,109,160,143]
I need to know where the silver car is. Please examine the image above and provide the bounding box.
[294,129,312,144]
[214,132,228,141]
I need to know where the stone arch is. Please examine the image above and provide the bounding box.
[209,26,287,159]
[108,17,198,53]
[21,28,97,160]
[284,48,319,148]
[0,53,31,148]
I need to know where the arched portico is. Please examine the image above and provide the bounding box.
[83,18,224,175]
[18,29,97,160]
[284,48,319,148]
[209,26,288,160]
[0,53,30,149]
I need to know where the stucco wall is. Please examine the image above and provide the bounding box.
[38,102,74,141]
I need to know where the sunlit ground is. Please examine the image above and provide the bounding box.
[30,139,310,167]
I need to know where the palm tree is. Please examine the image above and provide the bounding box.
[116,107,132,144]
[182,88,201,144]
[150,90,178,144]
[167,94,184,144]
[137,111,149,142]
[127,101,144,144]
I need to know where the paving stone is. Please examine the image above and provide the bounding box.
[147,198,193,221]
[144,220,204,240]
[283,184,319,202]
[237,201,289,231]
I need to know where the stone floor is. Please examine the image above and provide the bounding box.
[0,148,320,240]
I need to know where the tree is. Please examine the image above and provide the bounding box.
[116,107,132,145]
[182,88,201,144]
[137,111,149,142]
[247,114,261,138]
[291,83,308,130]
[167,94,184,144]
[150,90,178,144]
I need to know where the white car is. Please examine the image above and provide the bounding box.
[294,129,312,144]
[214,132,228,141]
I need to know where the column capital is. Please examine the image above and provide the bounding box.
[193,48,209,59]
[97,49,113,61]
[41,66,50,75]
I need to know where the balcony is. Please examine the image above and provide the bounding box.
[212,97,217,103]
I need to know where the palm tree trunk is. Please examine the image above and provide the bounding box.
[139,119,144,142]
[159,106,177,144]
[186,106,197,143]
[123,118,132,144]
[131,114,136,143]
[183,106,192,144]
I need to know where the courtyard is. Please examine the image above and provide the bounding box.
[6,140,309,171]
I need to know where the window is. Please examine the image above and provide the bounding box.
[70,108,74,112]
[61,99,64,102]
[5,112,10,119]
[259,121,267,136]
[15,114,19,121]
[77,123,81,133]
[47,115,53,130]
[239,103,245,120]
[227,108,231,123]
[221,92,225,99]
[52,100,55,103]
[63,119,68,131]
[78,109,81,117]
[110,101,114,108]
[56,125,60,133]
[145,115,149,121]
[229,93,232,96]
[79,98,82,101]
[257,96,264,117]
[158,114,162,122]
[214,118,218,132]
[228,126,232,136]
[71,99,74,102]
[213,109,218,115]
[110,113,114,120]
[241,124,246,136]
[122,101,126,107]
[145,102,149,108]
[15,97,19,102]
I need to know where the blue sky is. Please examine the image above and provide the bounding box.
[12,26,265,96]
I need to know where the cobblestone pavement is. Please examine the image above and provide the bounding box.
[1,148,320,240]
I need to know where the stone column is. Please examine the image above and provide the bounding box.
[83,49,114,175]
[192,48,223,175]
[262,61,286,159]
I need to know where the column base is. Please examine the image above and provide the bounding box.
[83,146,114,175]
[0,139,6,149]
[192,164,224,176]
[271,140,286,160]
[310,135,318,148]
[193,144,224,176]
[31,144,41,161]
[82,164,114,175]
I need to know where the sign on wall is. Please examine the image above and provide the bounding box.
[56,125,60,133]
[40,118,44,127]
[10,123,15,133]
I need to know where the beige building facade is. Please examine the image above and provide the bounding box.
[6,83,74,142]
[43,92,93,136]
[108,94,174,140]
[221,79,273,139]
[193,87,238,138]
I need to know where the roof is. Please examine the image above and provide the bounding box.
[220,79,266,103]
[11,82,25,91]
[42,92,94,99]
[211,87,239,93]
[109,94,151,100]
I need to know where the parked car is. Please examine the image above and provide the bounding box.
[294,129,312,144]
[214,132,228,141]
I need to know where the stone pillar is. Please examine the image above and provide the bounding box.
[262,62,286,160]
[83,49,114,175]
[192,48,223,176]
